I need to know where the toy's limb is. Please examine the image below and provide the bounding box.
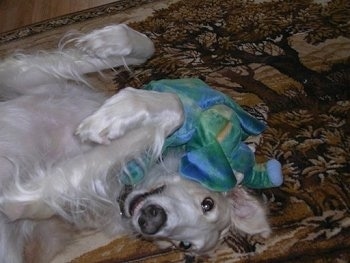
[266,159,284,186]
[242,159,283,188]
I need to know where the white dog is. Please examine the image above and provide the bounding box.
[0,25,271,263]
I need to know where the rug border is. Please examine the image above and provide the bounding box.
[0,0,159,45]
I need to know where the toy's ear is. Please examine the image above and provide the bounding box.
[180,148,236,192]
[227,186,271,238]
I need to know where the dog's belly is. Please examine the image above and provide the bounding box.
[0,90,105,179]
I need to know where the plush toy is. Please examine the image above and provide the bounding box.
[122,78,283,192]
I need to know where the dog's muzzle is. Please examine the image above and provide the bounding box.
[138,204,167,234]
[118,185,167,234]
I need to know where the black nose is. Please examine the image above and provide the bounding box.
[138,204,167,235]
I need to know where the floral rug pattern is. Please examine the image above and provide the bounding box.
[114,0,350,261]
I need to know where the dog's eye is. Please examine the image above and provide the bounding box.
[201,197,214,213]
[179,241,192,250]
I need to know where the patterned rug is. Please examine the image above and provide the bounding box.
[1,0,349,262]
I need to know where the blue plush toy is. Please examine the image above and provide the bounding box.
[122,78,283,192]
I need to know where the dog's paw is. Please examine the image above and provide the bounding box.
[76,88,184,144]
[76,88,148,144]
[76,94,128,144]
[75,24,154,60]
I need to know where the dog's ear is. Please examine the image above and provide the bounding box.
[227,186,271,238]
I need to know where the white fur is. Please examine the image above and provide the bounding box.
[0,24,270,263]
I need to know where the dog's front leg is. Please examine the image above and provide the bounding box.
[76,87,184,155]
[0,24,154,93]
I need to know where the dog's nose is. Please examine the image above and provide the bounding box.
[138,204,167,235]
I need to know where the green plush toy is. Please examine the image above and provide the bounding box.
[122,78,283,192]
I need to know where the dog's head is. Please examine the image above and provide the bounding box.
[122,156,271,254]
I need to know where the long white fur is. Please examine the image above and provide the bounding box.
[0,24,271,263]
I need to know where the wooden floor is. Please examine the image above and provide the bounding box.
[0,0,116,34]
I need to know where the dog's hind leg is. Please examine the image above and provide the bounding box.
[0,24,154,97]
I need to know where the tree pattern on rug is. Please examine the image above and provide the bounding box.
[112,0,350,261]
